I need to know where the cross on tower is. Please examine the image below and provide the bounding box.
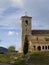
[25,11,27,16]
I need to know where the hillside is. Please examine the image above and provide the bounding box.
[0,47,8,53]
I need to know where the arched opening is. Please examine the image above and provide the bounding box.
[33,46,36,50]
[42,46,44,49]
[45,46,47,50]
[48,46,49,49]
[37,46,41,51]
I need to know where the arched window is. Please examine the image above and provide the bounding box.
[25,20,28,25]
[37,37,38,40]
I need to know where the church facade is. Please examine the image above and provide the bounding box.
[21,15,49,52]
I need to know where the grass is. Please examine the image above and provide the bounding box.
[0,53,23,63]
[27,51,49,65]
[12,60,25,65]
[0,51,49,65]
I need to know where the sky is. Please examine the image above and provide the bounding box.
[0,0,49,50]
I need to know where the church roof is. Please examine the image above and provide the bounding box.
[21,16,32,18]
[31,30,49,35]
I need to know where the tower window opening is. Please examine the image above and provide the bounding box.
[25,20,28,25]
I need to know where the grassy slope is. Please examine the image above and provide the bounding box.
[27,51,49,65]
[0,53,23,63]
[0,51,49,65]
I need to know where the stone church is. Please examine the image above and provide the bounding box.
[21,15,49,52]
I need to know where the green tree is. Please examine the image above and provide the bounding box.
[23,35,29,55]
[8,46,15,52]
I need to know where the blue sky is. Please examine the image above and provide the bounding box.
[0,0,49,50]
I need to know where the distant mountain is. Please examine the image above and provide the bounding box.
[0,47,8,53]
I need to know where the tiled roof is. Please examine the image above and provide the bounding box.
[31,40,49,43]
[31,30,49,35]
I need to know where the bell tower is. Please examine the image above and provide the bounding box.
[21,15,32,52]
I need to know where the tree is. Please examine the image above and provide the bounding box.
[8,46,15,52]
[23,35,29,55]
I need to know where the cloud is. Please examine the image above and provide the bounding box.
[0,0,24,17]
[8,31,15,35]
[23,0,49,29]
[0,0,24,29]
[0,7,23,29]
[8,31,19,36]
[0,0,49,30]
[9,0,24,8]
